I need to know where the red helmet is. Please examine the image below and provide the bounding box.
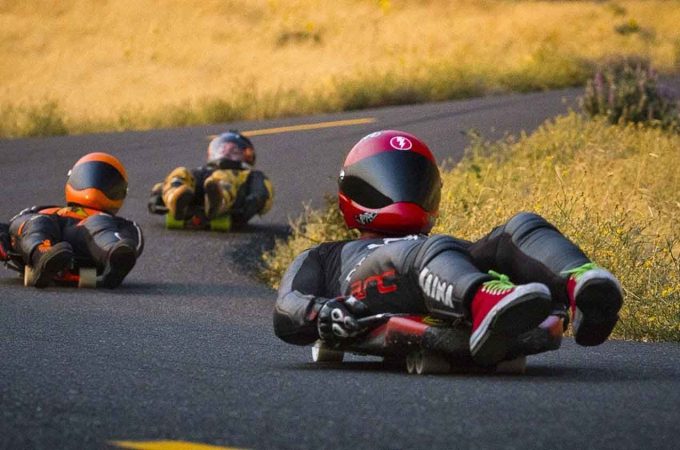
[65,152,128,214]
[338,130,441,235]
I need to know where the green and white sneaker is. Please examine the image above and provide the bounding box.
[564,263,623,346]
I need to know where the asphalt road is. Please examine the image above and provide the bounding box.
[2,88,679,450]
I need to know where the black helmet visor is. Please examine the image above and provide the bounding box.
[68,161,128,200]
[339,151,441,211]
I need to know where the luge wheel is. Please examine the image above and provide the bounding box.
[23,266,34,287]
[495,356,527,374]
[209,215,231,232]
[311,342,344,363]
[406,352,418,374]
[78,267,97,288]
[415,352,451,375]
[165,214,185,229]
[406,351,450,375]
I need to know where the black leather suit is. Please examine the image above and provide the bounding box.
[274,212,589,345]
[5,205,144,273]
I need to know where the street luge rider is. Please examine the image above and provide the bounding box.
[0,152,143,288]
[273,130,623,366]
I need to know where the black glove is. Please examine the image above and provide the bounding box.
[317,296,369,343]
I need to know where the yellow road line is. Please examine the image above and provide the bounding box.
[110,440,245,450]
[208,117,376,139]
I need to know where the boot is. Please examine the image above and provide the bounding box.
[203,177,227,219]
[469,271,551,366]
[28,241,73,288]
[99,239,136,289]
[204,175,239,219]
[564,263,623,346]
[165,184,194,221]
[162,168,196,221]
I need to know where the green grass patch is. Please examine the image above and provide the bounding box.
[262,113,680,342]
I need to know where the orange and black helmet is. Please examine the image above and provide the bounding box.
[65,152,128,214]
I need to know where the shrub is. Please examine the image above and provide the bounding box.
[581,57,680,130]
[614,18,641,36]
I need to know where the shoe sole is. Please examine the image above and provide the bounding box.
[204,181,223,219]
[573,270,623,346]
[33,246,74,288]
[470,283,552,366]
[100,244,136,289]
[172,189,194,221]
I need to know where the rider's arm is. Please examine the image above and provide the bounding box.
[273,246,332,345]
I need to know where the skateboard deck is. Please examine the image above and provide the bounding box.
[165,213,231,231]
[311,314,563,375]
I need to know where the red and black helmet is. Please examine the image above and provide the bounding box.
[338,130,441,235]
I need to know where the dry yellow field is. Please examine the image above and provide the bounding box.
[1,0,680,135]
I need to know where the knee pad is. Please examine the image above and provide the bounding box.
[80,215,143,254]
[164,167,195,190]
[504,212,558,247]
[413,235,488,318]
[13,214,62,260]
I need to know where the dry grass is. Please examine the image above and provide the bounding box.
[2,0,680,136]
[262,114,680,341]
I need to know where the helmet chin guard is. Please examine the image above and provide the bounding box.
[338,130,441,235]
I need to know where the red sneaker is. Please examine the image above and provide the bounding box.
[564,263,623,346]
[470,271,551,366]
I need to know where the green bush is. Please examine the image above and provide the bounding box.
[581,57,680,130]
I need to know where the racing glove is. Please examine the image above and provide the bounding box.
[317,296,369,343]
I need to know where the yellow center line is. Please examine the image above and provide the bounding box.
[208,117,376,139]
[110,440,245,450]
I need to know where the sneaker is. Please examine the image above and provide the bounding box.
[470,271,552,366]
[29,241,74,288]
[99,239,136,289]
[564,263,623,346]
[165,183,194,221]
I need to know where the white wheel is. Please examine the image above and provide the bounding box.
[78,268,97,288]
[23,266,34,287]
[415,352,451,375]
[496,356,527,374]
[406,352,419,374]
[311,342,344,363]
[407,351,450,375]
